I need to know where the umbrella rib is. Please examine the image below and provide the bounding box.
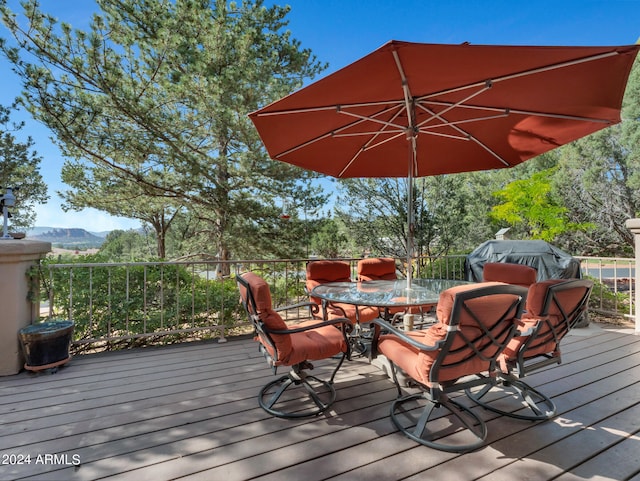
[418,81,492,128]
[415,50,622,103]
[333,130,405,137]
[468,137,512,167]
[338,131,407,177]
[418,102,512,167]
[338,108,408,132]
[274,103,403,159]
[392,50,414,126]
[420,112,511,130]
[338,108,408,177]
[422,100,613,124]
[274,131,334,159]
[362,131,407,150]
[420,130,472,141]
[253,100,400,117]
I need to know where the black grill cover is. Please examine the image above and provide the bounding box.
[465,240,581,282]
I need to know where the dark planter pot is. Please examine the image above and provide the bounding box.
[18,321,74,372]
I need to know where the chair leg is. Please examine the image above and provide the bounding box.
[390,392,488,452]
[466,375,557,421]
[258,354,346,418]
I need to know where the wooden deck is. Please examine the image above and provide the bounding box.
[1,323,639,481]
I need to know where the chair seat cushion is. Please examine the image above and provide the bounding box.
[326,302,379,323]
[378,328,443,385]
[284,321,347,366]
[378,323,489,386]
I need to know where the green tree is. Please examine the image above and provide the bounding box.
[60,161,185,259]
[552,58,640,256]
[98,229,150,261]
[491,168,590,241]
[335,175,473,261]
[0,0,327,262]
[310,217,348,258]
[0,103,48,231]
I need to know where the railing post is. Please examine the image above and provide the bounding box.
[625,219,640,335]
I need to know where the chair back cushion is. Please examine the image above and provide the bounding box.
[357,258,398,281]
[239,272,292,359]
[483,262,537,288]
[306,260,351,304]
[526,279,586,317]
[502,279,592,361]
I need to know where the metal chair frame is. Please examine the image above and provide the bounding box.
[372,284,527,452]
[237,274,351,418]
[467,279,593,421]
[305,260,378,356]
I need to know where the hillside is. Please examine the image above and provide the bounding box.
[27,227,106,249]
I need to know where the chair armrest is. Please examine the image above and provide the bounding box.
[371,318,442,352]
[266,316,352,335]
[274,301,319,313]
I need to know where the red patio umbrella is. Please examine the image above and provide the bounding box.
[249,41,639,287]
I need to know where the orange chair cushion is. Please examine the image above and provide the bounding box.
[501,316,543,360]
[357,258,397,281]
[307,260,351,282]
[240,272,293,358]
[242,272,348,366]
[379,282,519,386]
[525,279,583,317]
[306,260,351,304]
[326,302,379,323]
[502,279,587,360]
[305,260,378,322]
[285,320,348,366]
[483,262,537,288]
[378,325,450,385]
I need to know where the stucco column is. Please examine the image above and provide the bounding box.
[0,239,51,375]
[625,219,640,335]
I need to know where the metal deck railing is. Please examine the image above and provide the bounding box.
[35,255,631,350]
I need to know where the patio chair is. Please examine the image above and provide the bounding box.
[357,257,427,324]
[306,260,379,322]
[466,278,593,421]
[237,272,352,418]
[306,260,379,353]
[371,282,527,452]
[482,262,537,288]
[357,257,399,281]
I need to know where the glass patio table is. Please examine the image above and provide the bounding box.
[311,278,472,329]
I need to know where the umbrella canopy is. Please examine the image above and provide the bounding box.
[249,41,639,285]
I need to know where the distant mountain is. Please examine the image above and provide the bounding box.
[27,227,105,249]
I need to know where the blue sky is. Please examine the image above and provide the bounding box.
[1,0,639,231]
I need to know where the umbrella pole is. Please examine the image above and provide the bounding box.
[402,132,417,331]
[406,131,416,292]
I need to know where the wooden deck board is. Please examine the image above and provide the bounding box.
[0,324,638,481]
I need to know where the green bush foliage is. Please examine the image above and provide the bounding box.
[40,258,245,347]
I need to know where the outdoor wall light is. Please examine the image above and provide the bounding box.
[1,187,16,239]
